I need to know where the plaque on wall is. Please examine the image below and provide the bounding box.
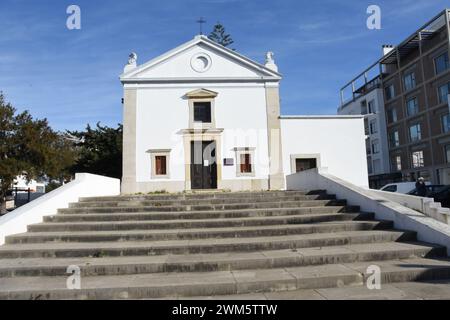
[223,158,234,166]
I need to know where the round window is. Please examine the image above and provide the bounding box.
[190,53,212,73]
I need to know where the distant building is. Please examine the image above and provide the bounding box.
[338,47,395,189]
[340,9,450,187]
[13,176,46,193]
[338,75,392,188]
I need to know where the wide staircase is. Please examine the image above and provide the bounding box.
[1,190,450,300]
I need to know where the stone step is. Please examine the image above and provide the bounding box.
[0,230,416,259]
[79,190,324,203]
[33,212,373,232]
[0,242,443,278]
[186,280,450,300]
[1,257,449,299]
[58,199,348,214]
[53,205,357,219]
[7,220,392,244]
[70,194,336,208]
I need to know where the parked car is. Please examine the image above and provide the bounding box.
[380,182,422,194]
[407,185,450,208]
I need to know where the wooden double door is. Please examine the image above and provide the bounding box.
[190,141,217,189]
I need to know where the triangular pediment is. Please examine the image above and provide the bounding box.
[120,36,281,82]
[185,88,218,99]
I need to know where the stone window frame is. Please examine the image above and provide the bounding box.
[289,154,321,174]
[186,89,218,130]
[233,147,256,177]
[147,149,171,179]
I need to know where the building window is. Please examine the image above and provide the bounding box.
[240,153,252,173]
[385,84,395,100]
[435,52,449,75]
[438,82,450,104]
[290,154,320,174]
[387,108,398,123]
[392,155,402,171]
[368,100,376,113]
[234,147,256,177]
[186,89,218,129]
[371,140,380,154]
[446,145,450,163]
[406,97,419,116]
[193,102,212,123]
[389,130,400,148]
[370,120,378,134]
[148,149,171,179]
[409,123,422,142]
[367,159,373,175]
[412,151,424,168]
[442,114,450,133]
[295,158,317,172]
[155,156,167,175]
[403,72,416,91]
[373,159,381,174]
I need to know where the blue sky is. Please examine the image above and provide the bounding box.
[0,0,448,131]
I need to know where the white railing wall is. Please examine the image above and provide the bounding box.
[286,168,450,255]
[0,173,120,245]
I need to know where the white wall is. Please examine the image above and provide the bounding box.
[135,84,270,184]
[0,173,120,245]
[281,116,369,188]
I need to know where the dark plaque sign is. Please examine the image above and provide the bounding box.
[223,158,234,166]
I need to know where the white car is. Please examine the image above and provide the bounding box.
[379,182,430,194]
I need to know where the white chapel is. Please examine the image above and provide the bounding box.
[119,35,368,194]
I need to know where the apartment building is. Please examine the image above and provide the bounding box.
[338,79,391,188]
[340,9,450,187]
[338,51,394,189]
[381,10,450,184]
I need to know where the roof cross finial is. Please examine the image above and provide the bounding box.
[196,17,207,35]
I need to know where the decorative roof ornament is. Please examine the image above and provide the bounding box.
[124,52,138,73]
[265,52,275,64]
[196,17,207,35]
[128,52,138,65]
[264,51,278,72]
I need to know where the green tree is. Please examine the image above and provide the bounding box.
[208,22,234,49]
[67,123,123,179]
[0,93,75,213]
